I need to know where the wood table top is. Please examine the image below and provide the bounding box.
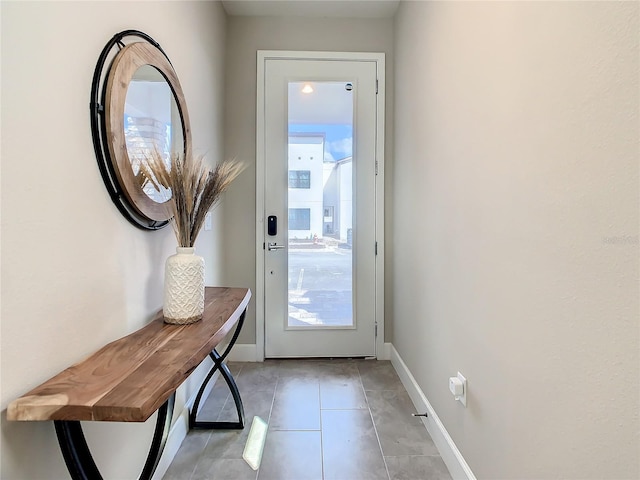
[7,287,251,423]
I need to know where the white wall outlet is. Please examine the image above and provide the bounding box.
[204,212,212,231]
[449,372,467,407]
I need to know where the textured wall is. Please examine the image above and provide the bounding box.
[0,2,227,478]
[222,15,394,345]
[393,1,639,478]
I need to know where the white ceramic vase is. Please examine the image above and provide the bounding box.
[163,247,205,324]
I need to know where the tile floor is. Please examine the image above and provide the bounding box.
[163,359,452,480]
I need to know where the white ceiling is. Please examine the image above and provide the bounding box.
[221,0,400,18]
[288,81,353,124]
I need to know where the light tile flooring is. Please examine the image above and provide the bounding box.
[163,359,452,480]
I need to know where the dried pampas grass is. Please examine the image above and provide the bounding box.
[144,149,245,247]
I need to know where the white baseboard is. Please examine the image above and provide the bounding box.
[227,343,258,362]
[389,344,476,480]
[151,408,189,480]
[151,368,220,480]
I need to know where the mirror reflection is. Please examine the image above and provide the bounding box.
[124,65,183,203]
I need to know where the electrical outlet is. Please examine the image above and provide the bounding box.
[449,372,467,407]
[204,212,212,231]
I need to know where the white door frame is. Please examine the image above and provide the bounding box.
[256,50,385,360]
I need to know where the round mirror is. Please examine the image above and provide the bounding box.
[91,31,191,229]
[124,65,181,204]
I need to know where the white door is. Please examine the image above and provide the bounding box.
[258,52,384,358]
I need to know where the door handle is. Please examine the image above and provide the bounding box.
[268,242,285,251]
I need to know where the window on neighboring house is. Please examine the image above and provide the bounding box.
[289,208,311,230]
[288,170,311,188]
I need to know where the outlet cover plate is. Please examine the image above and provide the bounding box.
[457,372,467,407]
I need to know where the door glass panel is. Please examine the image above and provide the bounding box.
[287,81,354,328]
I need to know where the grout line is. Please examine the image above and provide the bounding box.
[190,362,245,480]
[359,367,392,480]
[318,383,324,480]
[319,407,368,410]
[173,360,419,480]
[187,363,245,479]
[385,454,447,458]
[215,388,232,422]
[255,367,279,480]
[186,430,213,480]
[214,362,243,422]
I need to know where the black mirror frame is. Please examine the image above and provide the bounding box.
[91,30,190,230]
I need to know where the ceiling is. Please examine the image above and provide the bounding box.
[288,81,353,125]
[221,0,400,18]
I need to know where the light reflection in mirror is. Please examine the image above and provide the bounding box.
[124,65,183,203]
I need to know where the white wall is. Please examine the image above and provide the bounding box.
[223,15,394,344]
[393,1,639,478]
[288,138,324,238]
[338,161,353,242]
[0,1,227,478]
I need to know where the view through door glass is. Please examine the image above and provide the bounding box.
[287,81,354,328]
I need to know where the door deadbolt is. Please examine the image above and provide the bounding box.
[268,216,277,236]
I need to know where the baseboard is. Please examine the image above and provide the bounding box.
[151,408,189,480]
[151,368,220,480]
[227,343,258,362]
[389,345,476,480]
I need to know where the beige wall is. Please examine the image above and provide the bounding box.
[222,15,395,344]
[393,1,639,478]
[0,2,227,478]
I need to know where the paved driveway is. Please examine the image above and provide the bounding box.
[288,248,353,326]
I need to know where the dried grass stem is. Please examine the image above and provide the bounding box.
[144,150,244,247]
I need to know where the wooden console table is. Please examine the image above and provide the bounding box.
[7,287,251,480]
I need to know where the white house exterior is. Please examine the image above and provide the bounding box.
[288,133,353,243]
[323,156,352,243]
[288,134,324,239]
[336,157,352,242]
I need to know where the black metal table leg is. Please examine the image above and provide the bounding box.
[54,393,175,480]
[190,308,246,430]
